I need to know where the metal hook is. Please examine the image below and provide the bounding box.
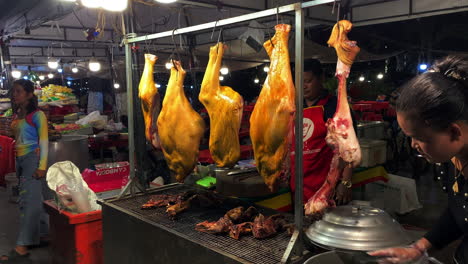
[276,5,279,25]
[210,20,219,40]
[171,28,182,70]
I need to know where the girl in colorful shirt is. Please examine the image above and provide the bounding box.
[1,79,49,263]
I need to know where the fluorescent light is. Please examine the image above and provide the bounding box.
[89,60,101,72]
[254,78,259,84]
[263,66,269,72]
[220,67,229,75]
[11,70,21,79]
[39,75,45,80]
[48,73,54,79]
[114,83,120,89]
[358,76,365,82]
[155,0,177,3]
[72,67,78,73]
[165,62,173,70]
[102,0,127,11]
[377,73,384,79]
[48,60,59,69]
[219,76,224,81]
[81,0,102,8]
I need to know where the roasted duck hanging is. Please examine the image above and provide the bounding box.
[157,61,205,182]
[138,54,161,149]
[199,43,243,168]
[249,24,296,192]
[305,20,362,216]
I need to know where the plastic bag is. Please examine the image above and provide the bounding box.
[47,161,101,213]
[76,110,108,129]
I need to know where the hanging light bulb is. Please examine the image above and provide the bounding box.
[89,59,101,72]
[39,75,45,81]
[11,70,21,79]
[58,68,63,73]
[359,76,365,82]
[101,0,127,11]
[67,81,72,86]
[48,58,59,69]
[377,73,384,79]
[155,0,177,3]
[254,77,259,84]
[23,76,29,80]
[114,83,120,89]
[219,76,224,81]
[263,65,270,72]
[81,0,102,8]
[48,73,54,79]
[165,61,173,70]
[72,67,78,73]
[220,66,229,75]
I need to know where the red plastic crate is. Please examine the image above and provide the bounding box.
[44,200,103,264]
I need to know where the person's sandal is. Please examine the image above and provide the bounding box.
[0,250,30,263]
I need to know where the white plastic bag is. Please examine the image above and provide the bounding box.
[47,161,101,213]
[76,110,108,129]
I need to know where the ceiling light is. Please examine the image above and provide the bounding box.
[23,76,29,80]
[419,63,428,71]
[219,76,224,81]
[156,84,161,88]
[254,77,259,84]
[263,66,270,72]
[48,73,54,79]
[377,73,384,79]
[58,68,63,73]
[220,67,229,75]
[48,59,59,69]
[67,81,72,86]
[114,83,120,89]
[81,0,102,8]
[39,75,45,80]
[101,0,127,11]
[165,62,173,70]
[72,67,78,73]
[11,70,21,79]
[155,0,177,3]
[358,76,365,82]
[89,59,101,72]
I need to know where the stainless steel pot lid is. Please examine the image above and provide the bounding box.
[306,204,412,252]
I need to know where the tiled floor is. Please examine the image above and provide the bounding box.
[0,161,461,263]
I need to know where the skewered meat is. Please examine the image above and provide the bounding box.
[199,43,243,168]
[305,20,361,216]
[195,216,234,234]
[138,54,161,149]
[157,61,205,182]
[229,222,252,240]
[250,24,295,192]
[252,214,277,239]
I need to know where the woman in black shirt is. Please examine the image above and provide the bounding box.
[369,55,468,263]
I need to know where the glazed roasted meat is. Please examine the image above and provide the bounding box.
[195,216,234,234]
[229,222,253,240]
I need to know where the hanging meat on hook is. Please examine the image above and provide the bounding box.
[199,43,243,168]
[249,24,295,192]
[305,20,361,216]
[157,60,205,182]
[138,54,161,149]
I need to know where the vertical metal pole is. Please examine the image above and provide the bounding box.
[294,4,305,256]
[119,42,135,198]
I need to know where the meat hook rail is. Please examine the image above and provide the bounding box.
[120,1,337,263]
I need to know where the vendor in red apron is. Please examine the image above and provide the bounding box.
[290,59,353,205]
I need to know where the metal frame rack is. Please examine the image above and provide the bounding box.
[120,0,336,262]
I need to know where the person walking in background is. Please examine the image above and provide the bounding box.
[1,79,49,263]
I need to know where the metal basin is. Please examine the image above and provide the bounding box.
[48,135,89,172]
[304,251,428,264]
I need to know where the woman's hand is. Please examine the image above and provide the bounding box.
[368,238,431,264]
[34,169,47,179]
[335,183,352,205]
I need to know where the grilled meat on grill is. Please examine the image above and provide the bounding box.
[229,222,253,240]
[252,214,277,239]
[195,216,234,234]
[226,206,245,222]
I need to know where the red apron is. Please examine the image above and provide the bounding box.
[290,96,334,203]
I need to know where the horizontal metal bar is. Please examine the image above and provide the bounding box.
[301,0,336,9]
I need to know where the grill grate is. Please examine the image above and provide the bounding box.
[109,185,293,264]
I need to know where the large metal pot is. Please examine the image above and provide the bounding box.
[48,135,89,172]
[304,251,430,264]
